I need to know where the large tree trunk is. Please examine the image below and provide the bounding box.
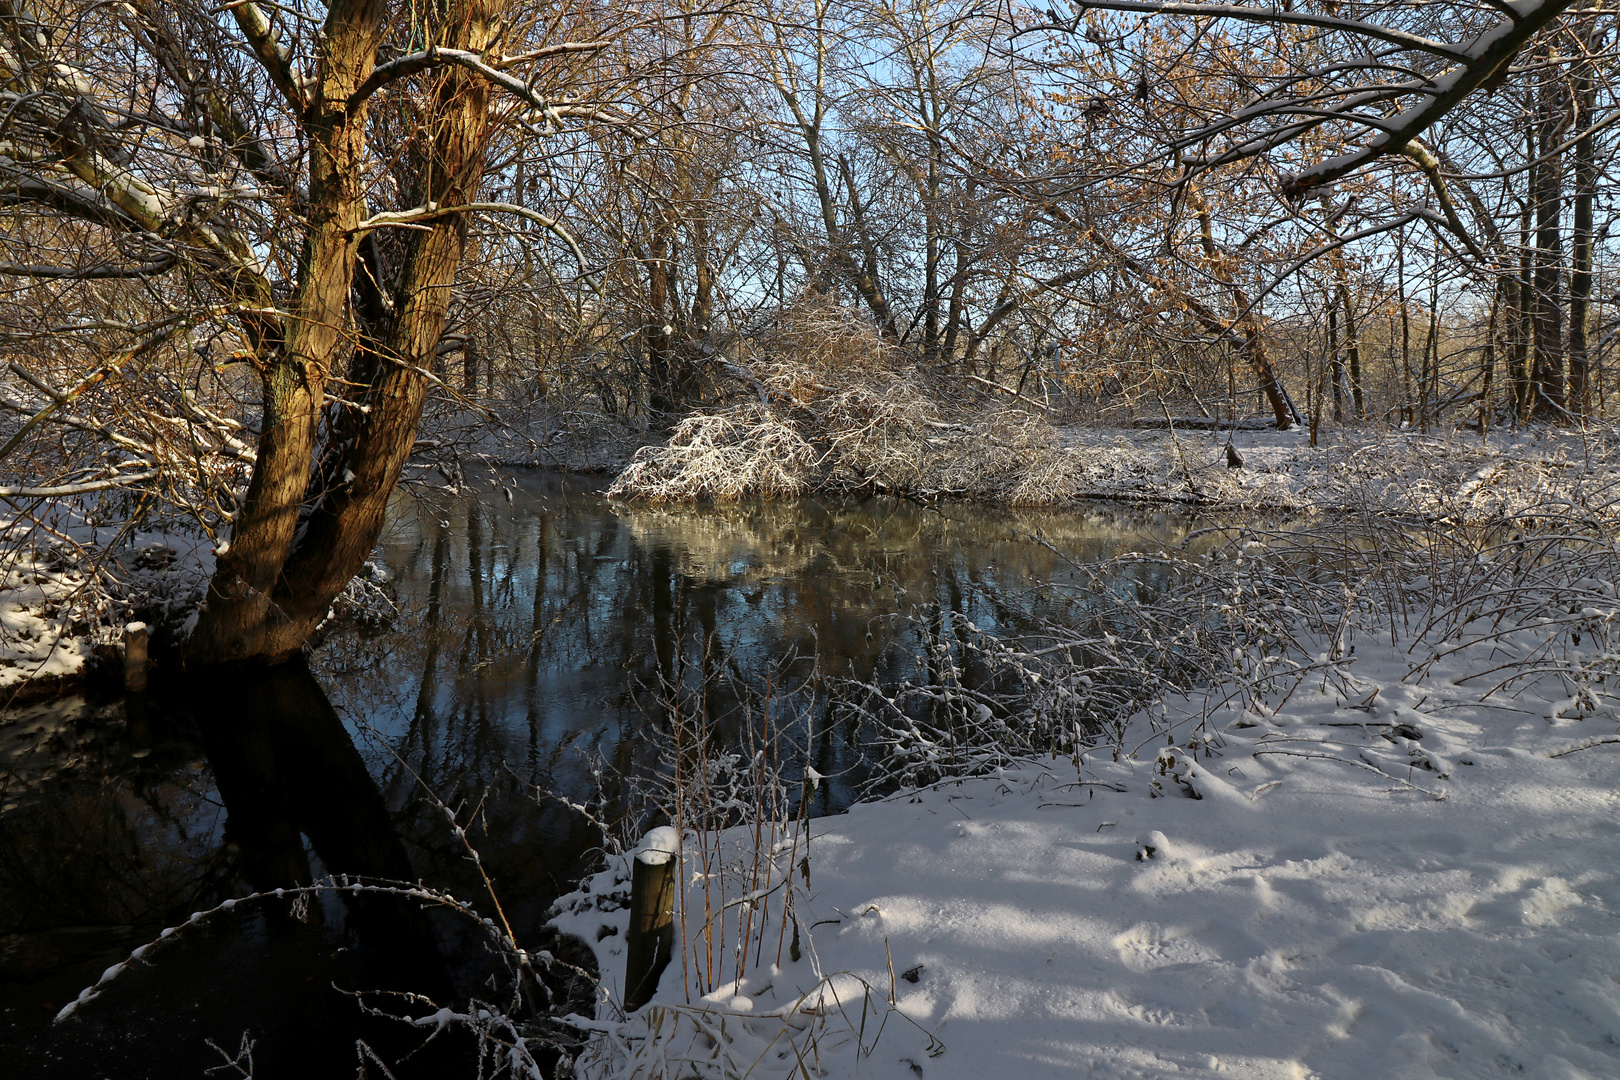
[188,0,502,666]
[187,0,386,666]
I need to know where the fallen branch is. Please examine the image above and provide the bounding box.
[1251,747,1447,799]
[962,374,1056,414]
[1548,735,1620,759]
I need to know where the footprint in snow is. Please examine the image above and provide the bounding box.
[1113,922,1220,972]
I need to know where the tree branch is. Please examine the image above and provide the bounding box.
[230,2,307,112]
[349,44,614,115]
[1281,0,1578,196]
[1036,0,1580,198]
[1031,2,1464,60]
[352,200,602,294]
[0,254,177,279]
[0,169,143,232]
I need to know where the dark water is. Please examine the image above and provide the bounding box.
[0,473,1218,1077]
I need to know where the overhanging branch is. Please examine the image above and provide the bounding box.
[1035,0,1581,198]
[0,254,177,279]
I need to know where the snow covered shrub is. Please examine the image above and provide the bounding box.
[571,967,945,1080]
[746,297,899,380]
[551,696,949,1079]
[1399,503,1620,722]
[605,299,964,502]
[604,367,943,502]
[607,408,819,501]
[841,521,1380,792]
[535,641,956,1079]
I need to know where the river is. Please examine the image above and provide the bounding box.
[0,472,1230,1077]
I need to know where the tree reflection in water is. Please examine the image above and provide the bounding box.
[2,662,479,1075]
[322,473,1210,925]
[3,473,1216,1075]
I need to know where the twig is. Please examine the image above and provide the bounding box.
[1548,735,1620,758]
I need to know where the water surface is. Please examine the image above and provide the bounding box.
[0,474,1223,1076]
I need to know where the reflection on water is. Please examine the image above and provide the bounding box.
[336,473,1205,807]
[1,473,1222,1075]
[0,666,471,1076]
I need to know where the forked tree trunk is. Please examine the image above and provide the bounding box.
[188,0,503,667]
[187,0,386,666]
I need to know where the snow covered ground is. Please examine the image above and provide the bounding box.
[552,613,1620,1079]
[0,555,96,690]
[608,414,1620,524]
[0,523,213,692]
[1048,424,1620,521]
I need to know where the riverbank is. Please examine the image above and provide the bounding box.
[605,411,1620,523]
[553,567,1620,1079]
[8,421,1619,697]
[0,524,214,699]
[13,443,1620,1077]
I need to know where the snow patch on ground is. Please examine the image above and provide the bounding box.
[1051,425,1620,521]
[0,555,94,688]
[0,516,214,690]
[556,625,1620,1079]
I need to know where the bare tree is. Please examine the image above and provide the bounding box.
[1,0,629,664]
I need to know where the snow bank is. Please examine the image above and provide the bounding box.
[0,516,214,691]
[0,554,95,688]
[612,412,1620,524]
[554,619,1620,1079]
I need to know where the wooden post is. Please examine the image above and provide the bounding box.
[624,831,677,1011]
[123,622,149,694]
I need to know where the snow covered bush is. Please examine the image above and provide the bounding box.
[607,408,820,501]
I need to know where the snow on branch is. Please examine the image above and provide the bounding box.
[1282,0,1579,196]
[0,470,159,499]
[1035,1,1465,59]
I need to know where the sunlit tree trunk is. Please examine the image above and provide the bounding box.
[190,0,504,665]
[188,0,388,665]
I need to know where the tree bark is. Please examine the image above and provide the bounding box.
[1568,39,1594,416]
[188,0,388,666]
[1530,60,1566,417]
[188,0,503,666]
